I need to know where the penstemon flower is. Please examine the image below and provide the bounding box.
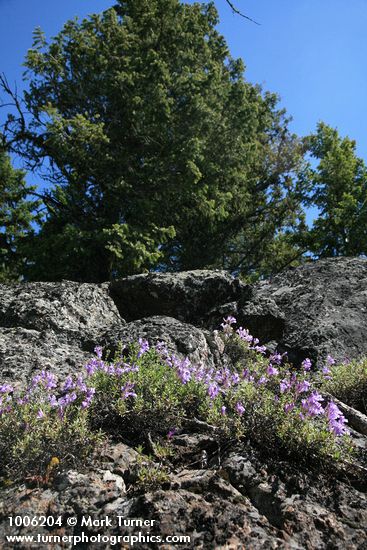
[301,358,312,372]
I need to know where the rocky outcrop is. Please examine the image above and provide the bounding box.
[0,281,123,337]
[0,436,366,549]
[101,316,223,370]
[109,258,367,366]
[1,259,367,548]
[238,257,367,366]
[109,270,245,324]
[0,327,92,388]
[3,259,367,384]
[0,281,125,387]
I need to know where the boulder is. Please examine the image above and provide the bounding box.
[0,281,123,339]
[237,257,367,366]
[0,328,92,388]
[109,270,245,324]
[101,315,223,369]
[0,281,124,386]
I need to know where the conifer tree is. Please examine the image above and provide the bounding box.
[1,0,304,281]
[0,149,39,281]
[301,123,367,257]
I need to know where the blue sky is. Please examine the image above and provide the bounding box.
[0,0,366,178]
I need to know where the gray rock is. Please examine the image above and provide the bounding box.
[101,315,223,369]
[220,451,367,549]
[0,280,123,341]
[0,327,92,387]
[237,295,286,344]
[238,257,367,366]
[109,270,245,324]
[0,281,125,386]
[0,431,366,549]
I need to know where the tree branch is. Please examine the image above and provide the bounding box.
[224,0,260,25]
[0,73,26,143]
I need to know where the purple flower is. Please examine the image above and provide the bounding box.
[86,387,96,398]
[326,355,336,366]
[267,365,279,376]
[216,367,232,387]
[43,371,57,390]
[121,382,137,399]
[301,358,312,372]
[94,346,103,359]
[221,405,227,416]
[221,316,236,337]
[177,358,192,384]
[37,409,45,419]
[284,402,295,413]
[257,376,268,385]
[295,380,311,394]
[325,402,341,421]
[301,391,324,417]
[236,327,253,343]
[280,379,291,393]
[62,375,74,392]
[30,370,57,390]
[137,338,150,357]
[76,374,87,392]
[194,366,206,382]
[179,368,192,384]
[107,364,116,375]
[270,353,283,365]
[167,428,176,439]
[242,368,251,380]
[155,341,169,357]
[58,392,77,407]
[329,418,349,436]
[31,373,42,387]
[253,345,267,355]
[223,315,236,326]
[85,358,99,376]
[322,366,332,379]
[231,372,240,385]
[208,383,219,399]
[325,402,349,436]
[49,394,58,407]
[165,354,179,368]
[236,402,245,416]
[0,384,13,394]
[17,395,30,406]
[81,387,96,408]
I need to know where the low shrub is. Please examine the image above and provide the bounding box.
[320,357,367,414]
[0,375,101,483]
[0,316,356,484]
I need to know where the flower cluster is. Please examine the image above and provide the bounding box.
[0,314,352,483]
[0,316,349,440]
[214,316,349,437]
[325,401,349,436]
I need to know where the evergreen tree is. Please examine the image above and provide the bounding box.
[0,149,39,282]
[1,0,304,281]
[302,122,367,257]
